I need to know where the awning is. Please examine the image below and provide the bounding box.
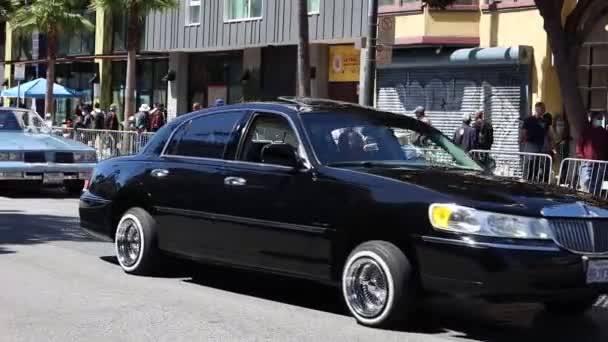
[1,78,81,98]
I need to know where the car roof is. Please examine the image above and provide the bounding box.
[172,97,403,125]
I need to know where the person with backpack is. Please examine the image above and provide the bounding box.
[105,104,120,131]
[149,103,166,132]
[93,102,106,130]
[135,104,151,132]
[82,105,94,129]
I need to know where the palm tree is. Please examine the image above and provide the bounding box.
[12,0,94,117]
[0,0,14,19]
[92,0,177,126]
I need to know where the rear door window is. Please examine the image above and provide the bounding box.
[165,111,245,159]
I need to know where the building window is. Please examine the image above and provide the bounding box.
[225,0,263,21]
[379,0,422,13]
[187,0,201,25]
[111,11,145,53]
[308,0,320,14]
[111,60,168,116]
[58,11,96,56]
[482,0,535,9]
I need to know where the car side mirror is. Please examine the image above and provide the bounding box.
[261,143,302,169]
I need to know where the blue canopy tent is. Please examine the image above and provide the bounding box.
[1,78,81,99]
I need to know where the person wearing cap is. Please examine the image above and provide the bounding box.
[215,98,225,107]
[135,104,151,132]
[453,113,478,153]
[414,106,432,126]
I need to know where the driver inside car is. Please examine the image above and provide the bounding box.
[338,129,367,161]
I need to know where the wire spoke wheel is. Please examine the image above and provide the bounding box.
[116,219,142,268]
[344,257,389,319]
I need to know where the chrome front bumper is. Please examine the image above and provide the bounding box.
[0,162,96,181]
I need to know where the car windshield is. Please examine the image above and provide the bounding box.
[301,110,483,171]
[0,109,49,133]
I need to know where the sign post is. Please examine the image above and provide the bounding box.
[14,63,25,107]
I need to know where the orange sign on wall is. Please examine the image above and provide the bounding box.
[329,45,360,82]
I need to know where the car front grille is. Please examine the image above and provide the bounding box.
[550,219,608,254]
[54,152,74,164]
[24,152,46,163]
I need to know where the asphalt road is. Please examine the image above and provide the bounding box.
[2,189,608,342]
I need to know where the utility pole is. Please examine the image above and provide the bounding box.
[359,0,379,107]
[297,0,311,97]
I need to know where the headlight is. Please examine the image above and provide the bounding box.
[73,151,97,163]
[429,203,552,240]
[0,152,24,161]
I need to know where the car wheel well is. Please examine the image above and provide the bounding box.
[333,236,420,284]
[110,193,152,239]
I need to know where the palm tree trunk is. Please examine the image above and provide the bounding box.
[124,4,139,128]
[297,0,311,97]
[536,0,587,141]
[45,25,57,118]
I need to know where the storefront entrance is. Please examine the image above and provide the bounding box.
[188,52,243,108]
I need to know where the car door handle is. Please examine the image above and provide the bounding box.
[224,177,247,186]
[151,169,170,178]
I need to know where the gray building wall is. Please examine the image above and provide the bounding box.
[143,0,368,52]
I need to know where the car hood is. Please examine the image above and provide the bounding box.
[0,132,93,151]
[351,167,606,216]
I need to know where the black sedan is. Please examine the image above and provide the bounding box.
[80,98,608,327]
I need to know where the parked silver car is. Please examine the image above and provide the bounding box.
[0,108,96,194]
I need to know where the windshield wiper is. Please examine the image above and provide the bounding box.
[327,161,416,168]
[327,161,386,168]
[427,164,482,172]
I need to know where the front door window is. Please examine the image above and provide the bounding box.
[239,114,299,164]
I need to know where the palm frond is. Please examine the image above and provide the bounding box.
[91,0,178,18]
[11,0,94,35]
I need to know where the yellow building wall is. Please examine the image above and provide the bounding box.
[391,1,579,117]
[479,8,561,114]
[394,13,426,39]
[394,10,479,40]
[425,11,480,38]
[3,22,12,107]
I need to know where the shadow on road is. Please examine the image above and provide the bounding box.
[0,210,92,253]
[0,187,80,199]
[184,264,347,315]
[408,298,608,342]
[175,263,608,341]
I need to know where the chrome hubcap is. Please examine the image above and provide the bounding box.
[116,218,141,267]
[344,257,388,318]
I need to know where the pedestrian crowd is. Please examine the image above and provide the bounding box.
[413,106,494,154]
[64,102,168,133]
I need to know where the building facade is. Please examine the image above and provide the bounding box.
[375,0,604,154]
[141,0,369,120]
[1,6,169,124]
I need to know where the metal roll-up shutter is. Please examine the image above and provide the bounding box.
[377,65,530,153]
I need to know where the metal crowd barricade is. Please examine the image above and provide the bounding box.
[402,147,456,165]
[50,127,155,161]
[558,158,608,199]
[469,150,554,184]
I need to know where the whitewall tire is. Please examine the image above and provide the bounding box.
[115,208,159,275]
[342,241,414,327]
